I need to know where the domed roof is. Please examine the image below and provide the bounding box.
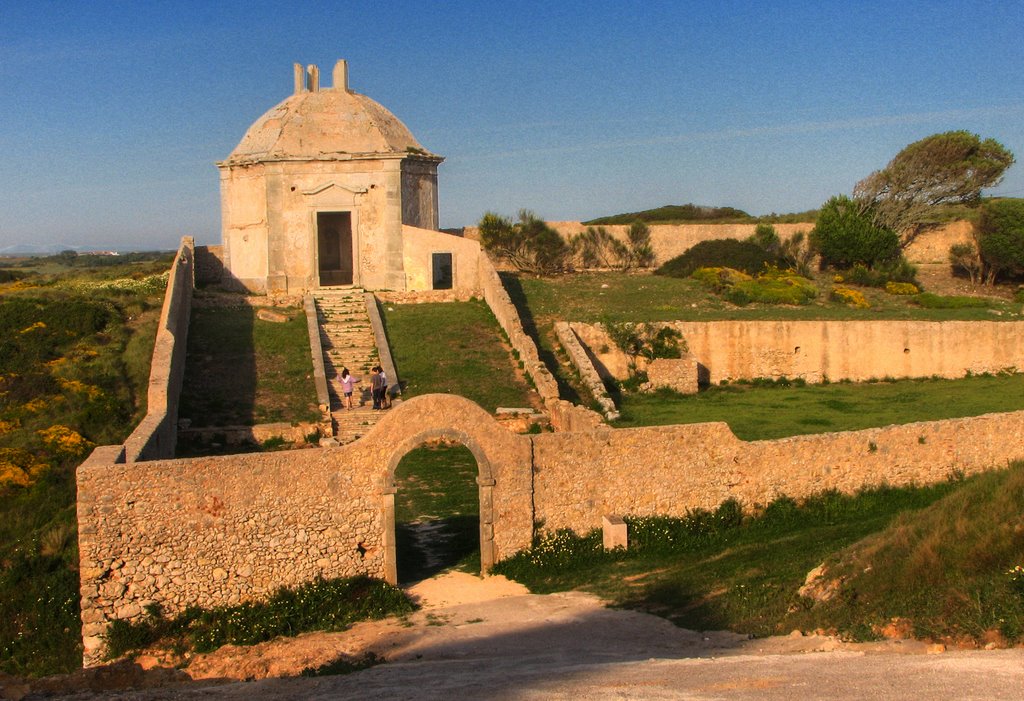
[219,63,439,167]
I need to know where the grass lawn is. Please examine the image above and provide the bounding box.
[508,270,1023,325]
[394,444,480,583]
[382,299,535,413]
[178,304,319,428]
[612,374,1024,440]
[494,467,1024,642]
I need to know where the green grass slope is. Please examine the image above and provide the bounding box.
[785,461,1024,643]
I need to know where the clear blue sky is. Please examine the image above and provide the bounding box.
[1,0,1022,251]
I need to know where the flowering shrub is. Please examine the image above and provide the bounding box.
[37,424,94,459]
[831,286,871,308]
[1009,565,1024,597]
[692,266,817,306]
[58,272,169,296]
[56,378,104,401]
[885,281,920,295]
[0,448,48,489]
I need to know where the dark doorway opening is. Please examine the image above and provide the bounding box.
[317,212,353,286]
[431,252,453,290]
[394,442,480,583]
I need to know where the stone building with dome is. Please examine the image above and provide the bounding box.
[217,59,481,294]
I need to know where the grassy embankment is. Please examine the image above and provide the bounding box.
[492,462,1024,644]
[0,254,171,676]
[381,299,535,412]
[503,270,1024,419]
[614,374,1024,439]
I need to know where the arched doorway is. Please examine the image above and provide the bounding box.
[393,440,480,583]
[381,425,498,585]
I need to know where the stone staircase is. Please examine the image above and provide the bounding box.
[314,289,391,444]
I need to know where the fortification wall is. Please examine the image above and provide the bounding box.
[531,410,1024,533]
[463,220,972,267]
[122,238,194,462]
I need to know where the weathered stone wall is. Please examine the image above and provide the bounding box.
[531,410,1024,533]
[554,322,618,419]
[123,238,194,462]
[80,391,1024,666]
[675,320,1024,384]
[78,395,534,666]
[478,256,560,403]
[647,357,699,394]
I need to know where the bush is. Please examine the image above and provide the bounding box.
[885,281,920,295]
[693,266,817,306]
[811,195,901,268]
[656,239,782,278]
[977,198,1024,283]
[830,286,871,308]
[912,293,993,309]
[479,210,569,276]
[104,576,413,659]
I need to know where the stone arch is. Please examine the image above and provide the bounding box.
[363,394,533,584]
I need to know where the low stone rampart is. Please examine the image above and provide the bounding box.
[122,237,194,462]
[531,409,1024,533]
[478,256,560,403]
[554,322,618,419]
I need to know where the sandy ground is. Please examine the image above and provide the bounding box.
[9,572,1023,700]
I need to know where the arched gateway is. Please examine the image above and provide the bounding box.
[369,395,535,583]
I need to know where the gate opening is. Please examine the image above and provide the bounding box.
[393,441,480,583]
[317,211,353,286]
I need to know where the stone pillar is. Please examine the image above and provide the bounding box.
[333,59,349,92]
[477,477,496,572]
[306,64,320,93]
[294,63,305,94]
[381,488,397,584]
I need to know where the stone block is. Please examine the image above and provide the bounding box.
[647,356,699,394]
[602,514,628,551]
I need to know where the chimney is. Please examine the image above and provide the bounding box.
[293,63,305,94]
[333,59,349,92]
[306,64,320,93]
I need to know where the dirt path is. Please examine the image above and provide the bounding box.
[13,572,1023,700]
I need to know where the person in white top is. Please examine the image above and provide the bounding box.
[340,367,360,409]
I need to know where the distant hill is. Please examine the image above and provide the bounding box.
[584,204,818,226]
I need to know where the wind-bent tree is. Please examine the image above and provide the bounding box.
[854,130,1015,246]
[479,210,569,275]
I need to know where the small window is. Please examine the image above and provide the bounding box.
[432,252,453,290]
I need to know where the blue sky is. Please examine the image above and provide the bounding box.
[1,0,1022,251]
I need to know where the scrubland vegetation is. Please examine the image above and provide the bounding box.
[0,253,172,676]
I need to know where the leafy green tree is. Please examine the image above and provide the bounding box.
[810,195,900,269]
[479,210,569,276]
[854,130,1015,245]
[976,199,1024,284]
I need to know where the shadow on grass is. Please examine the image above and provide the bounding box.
[499,272,582,404]
[396,515,480,584]
[178,307,257,428]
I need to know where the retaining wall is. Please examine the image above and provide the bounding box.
[122,238,194,462]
